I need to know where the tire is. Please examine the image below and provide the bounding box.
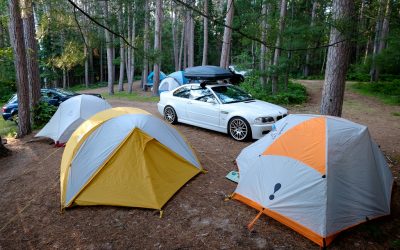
[164,106,178,124]
[228,117,252,141]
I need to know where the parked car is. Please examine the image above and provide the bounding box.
[1,88,103,121]
[157,82,288,141]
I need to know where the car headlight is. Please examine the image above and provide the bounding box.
[254,116,275,124]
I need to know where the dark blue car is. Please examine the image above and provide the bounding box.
[2,88,102,121]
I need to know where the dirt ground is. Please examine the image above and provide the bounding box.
[0,80,399,249]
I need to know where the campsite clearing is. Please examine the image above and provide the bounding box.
[0,80,399,249]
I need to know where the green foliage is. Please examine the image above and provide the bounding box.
[0,48,16,102]
[49,41,85,71]
[240,74,307,105]
[32,102,57,128]
[0,119,17,138]
[351,81,400,105]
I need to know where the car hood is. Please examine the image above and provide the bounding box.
[223,100,287,116]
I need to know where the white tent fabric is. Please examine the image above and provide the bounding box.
[158,77,181,92]
[233,114,393,246]
[35,95,111,144]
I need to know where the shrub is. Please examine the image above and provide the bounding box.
[240,74,308,105]
[32,102,57,128]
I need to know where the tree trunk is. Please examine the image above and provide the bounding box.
[100,41,104,83]
[188,9,194,67]
[84,45,89,87]
[202,0,209,66]
[172,3,180,70]
[220,0,234,69]
[118,7,125,92]
[21,0,40,114]
[260,1,268,88]
[142,0,149,89]
[320,0,354,117]
[178,20,184,70]
[271,0,287,94]
[127,7,135,93]
[8,0,31,137]
[370,0,384,82]
[104,0,114,95]
[304,0,317,78]
[63,69,67,89]
[152,0,162,96]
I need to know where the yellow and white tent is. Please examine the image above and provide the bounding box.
[60,107,202,210]
[233,114,393,247]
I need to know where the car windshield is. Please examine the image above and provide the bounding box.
[54,88,77,97]
[211,85,253,104]
[8,94,17,104]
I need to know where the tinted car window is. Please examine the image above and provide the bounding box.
[173,86,191,99]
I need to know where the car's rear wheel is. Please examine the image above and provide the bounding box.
[164,106,178,124]
[228,117,251,141]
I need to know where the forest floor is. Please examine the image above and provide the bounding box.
[0,80,399,249]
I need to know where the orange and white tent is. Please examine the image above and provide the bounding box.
[232,114,393,247]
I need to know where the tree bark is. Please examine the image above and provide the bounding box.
[142,0,149,89]
[118,7,125,92]
[220,0,234,69]
[172,3,180,70]
[187,1,194,68]
[370,0,385,82]
[320,0,354,117]
[271,0,287,94]
[127,7,135,93]
[202,0,209,66]
[152,0,162,96]
[178,20,184,70]
[304,0,318,78]
[103,0,114,95]
[260,1,268,88]
[8,0,31,137]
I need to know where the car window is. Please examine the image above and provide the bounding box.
[189,87,215,102]
[211,85,253,104]
[173,86,191,99]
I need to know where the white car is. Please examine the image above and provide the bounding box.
[157,83,288,141]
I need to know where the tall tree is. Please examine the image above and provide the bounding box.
[320,0,354,116]
[202,0,208,66]
[153,0,162,95]
[8,0,31,136]
[172,2,180,70]
[271,0,287,94]
[220,0,234,69]
[259,1,268,88]
[118,4,125,92]
[103,0,114,95]
[127,5,135,93]
[20,0,41,114]
[304,0,318,77]
[142,0,149,89]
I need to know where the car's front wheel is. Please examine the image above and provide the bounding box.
[164,106,178,124]
[228,117,251,141]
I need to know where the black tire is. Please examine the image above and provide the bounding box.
[228,117,252,141]
[164,106,178,124]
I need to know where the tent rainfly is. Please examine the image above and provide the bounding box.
[232,114,393,247]
[35,95,111,145]
[60,107,203,211]
[158,77,181,94]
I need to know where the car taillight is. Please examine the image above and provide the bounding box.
[2,106,5,113]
